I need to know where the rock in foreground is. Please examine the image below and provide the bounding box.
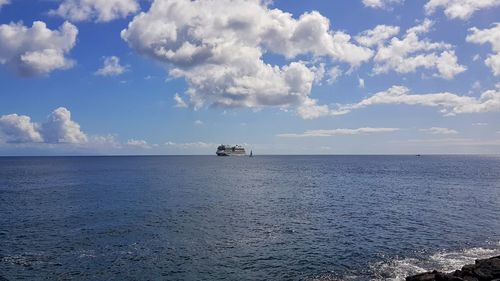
[406,255,500,281]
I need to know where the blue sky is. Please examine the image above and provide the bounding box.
[0,0,499,155]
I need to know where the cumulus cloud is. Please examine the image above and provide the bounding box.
[362,0,404,10]
[355,25,400,47]
[0,109,161,153]
[434,50,467,79]
[420,127,458,134]
[95,56,128,76]
[366,19,466,79]
[425,0,500,20]
[41,107,88,143]
[0,21,78,76]
[466,23,500,76]
[332,85,500,116]
[0,114,43,143]
[277,127,400,138]
[296,98,332,119]
[50,0,139,22]
[0,107,87,144]
[121,0,372,119]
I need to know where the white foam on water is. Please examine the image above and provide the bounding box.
[429,244,500,272]
[369,242,500,281]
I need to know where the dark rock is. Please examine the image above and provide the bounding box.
[462,264,476,274]
[406,271,438,281]
[406,256,500,281]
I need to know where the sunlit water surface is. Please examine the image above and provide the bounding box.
[1,155,499,280]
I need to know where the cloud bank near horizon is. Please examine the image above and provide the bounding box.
[0,107,87,144]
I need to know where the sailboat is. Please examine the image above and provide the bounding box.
[249,150,253,157]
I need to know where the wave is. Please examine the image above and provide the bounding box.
[369,241,500,281]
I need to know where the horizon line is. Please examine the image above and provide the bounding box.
[1,153,499,157]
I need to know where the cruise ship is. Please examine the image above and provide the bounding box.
[216,144,246,156]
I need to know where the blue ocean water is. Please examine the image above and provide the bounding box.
[0,155,499,280]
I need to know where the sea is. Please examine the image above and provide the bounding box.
[0,155,499,280]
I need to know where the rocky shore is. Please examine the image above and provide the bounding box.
[406,255,500,281]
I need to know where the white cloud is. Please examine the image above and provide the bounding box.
[0,114,43,143]
[95,56,128,76]
[50,0,139,22]
[174,93,188,108]
[126,139,151,149]
[277,127,400,138]
[194,120,203,125]
[420,127,458,134]
[311,63,326,84]
[396,138,500,146]
[89,134,121,148]
[296,98,332,119]
[434,50,467,79]
[0,110,171,153]
[355,25,400,47]
[472,122,488,126]
[362,0,404,9]
[163,141,219,153]
[164,141,216,149]
[326,66,343,84]
[121,0,372,119]
[0,21,77,76]
[369,19,466,79]
[41,107,88,144]
[0,107,87,144]
[358,77,365,88]
[425,0,500,20]
[259,11,374,65]
[162,141,220,154]
[0,0,10,10]
[466,23,500,76]
[332,85,500,116]
[485,54,500,75]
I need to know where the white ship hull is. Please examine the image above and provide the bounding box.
[216,145,246,156]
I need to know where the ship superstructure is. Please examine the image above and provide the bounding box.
[216,144,246,156]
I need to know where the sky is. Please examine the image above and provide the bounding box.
[0,0,499,155]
